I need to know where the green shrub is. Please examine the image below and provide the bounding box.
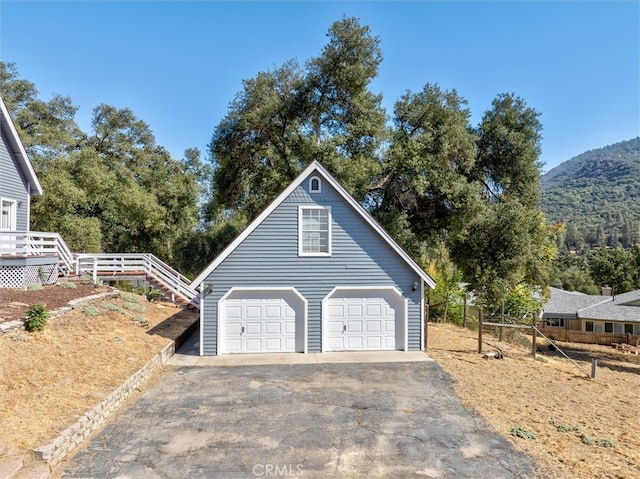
[131,315,149,327]
[61,282,78,289]
[26,283,44,291]
[9,332,31,342]
[24,304,49,331]
[123,302,145,313]
[101,303,125,313]
[81,305,101,316]
[114,280,133,292]
[581,434,616,448]
[120,292,140,304]
[510,427,537,439]
[550,418,580,433]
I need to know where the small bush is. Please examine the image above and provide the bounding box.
[9,332,30,342]
[131,315,149,327]
[123,302,145,313]
[26,283,44,291]
[534,356,548,363]
[61,282,78,289]
[550,418,580,433]
[581,434,616,448]
[81,305,101,316]
[114,280,133,292]
[510,427,537,439]
[101,303,125,313]
[24,304,49,331]
[120,292,140,304]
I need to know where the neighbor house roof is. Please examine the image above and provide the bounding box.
[543,287,640,323]
[0,96,43,195]
[192,160,436,290]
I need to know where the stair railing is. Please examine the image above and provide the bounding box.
[75,253,198,308]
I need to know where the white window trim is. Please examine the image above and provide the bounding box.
[0,197,17,232]
[298,205,332,257]
[309,176,322,193]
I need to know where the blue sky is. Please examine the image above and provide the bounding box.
[1,1,638,173]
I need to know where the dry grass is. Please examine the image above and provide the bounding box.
[427,322,640,479]
[0,294,197,467]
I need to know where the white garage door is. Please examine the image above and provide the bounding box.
[325,289,404,351]
[221,290,304,354]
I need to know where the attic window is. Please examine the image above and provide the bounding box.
[299,206,331,256]
[309,176,321,193]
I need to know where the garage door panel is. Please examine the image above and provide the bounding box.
[366,337,382,349]
[366,320,382,333]
[245,306,261,319]
[347,320,363,333]
[366,304,382,317]
[226,306,242,319]
[245,321,262,335]
[265,321,283,334]
[265,305,282,318]
[226,338,242,353]
[244,338,263,352]
[222,293,302,354]
[227,322,243,334]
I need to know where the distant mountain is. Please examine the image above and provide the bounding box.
[540,137,640,249]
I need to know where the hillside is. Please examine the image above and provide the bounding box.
[540,137,640,248]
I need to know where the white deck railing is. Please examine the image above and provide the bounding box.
[0,231,74,274]
[74,253,199,308]
[1,231,198,308]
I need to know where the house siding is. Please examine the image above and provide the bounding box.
[0,127,29,231]
[201,174,423,355]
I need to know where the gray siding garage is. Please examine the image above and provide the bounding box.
[192,161,435,356]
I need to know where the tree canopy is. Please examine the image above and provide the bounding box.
[0,62,208,264]
[206,17,554,306]
[1,17,568,306]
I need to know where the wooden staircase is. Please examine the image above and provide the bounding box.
[75,254,199,310]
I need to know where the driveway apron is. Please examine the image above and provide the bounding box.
[61,360,539,479]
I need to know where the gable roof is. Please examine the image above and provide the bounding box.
[543,287,640,323]
[543,287,610,316]
[192,161,436,289]
[0,96,43,195]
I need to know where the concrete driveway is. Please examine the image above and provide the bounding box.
[61,354,538,479]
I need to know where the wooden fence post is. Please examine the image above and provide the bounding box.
[478,307,483,354]
[499,301,504,341]
[463,293,467,329]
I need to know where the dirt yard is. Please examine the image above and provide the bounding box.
[427,322,640,479]
[0,284,198,470]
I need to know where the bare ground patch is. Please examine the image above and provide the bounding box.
[427,322,640,479]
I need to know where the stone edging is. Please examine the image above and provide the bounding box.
[0,291,119,335]
[34,340,176,466]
